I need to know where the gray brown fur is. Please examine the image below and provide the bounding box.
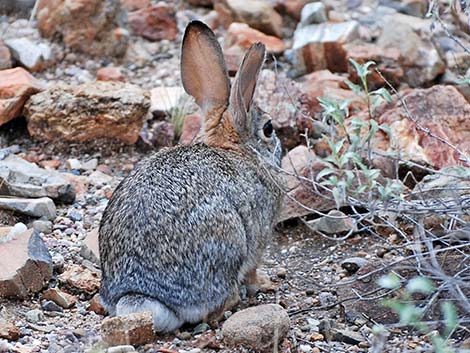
[99,20,283,332]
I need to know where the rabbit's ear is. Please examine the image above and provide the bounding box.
[230,43,266,134]
[181,21,230,115]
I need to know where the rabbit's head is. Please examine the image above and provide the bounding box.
[181,21,281,165]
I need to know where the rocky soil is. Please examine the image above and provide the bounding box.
[0,0,469,352]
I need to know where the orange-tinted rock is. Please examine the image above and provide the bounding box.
[89,293,106,315]
[128,4,178,41]
[296,70,364,116]
[0,68,45,126]
[43,288,78,309]
[179,114,202,145]
[24,82,150,144]
[292,21,360,74]
[37,0,128,57]
[215,0,283,38]
[97,67,126,82]
[375,85,470,169]
[0,229,52,298]
[101,312,156,346]
[120,0,150,11]
[81,229,100,264]
[275,0,313,20]
[344,43,403,89]
[58,264,100,294]
[0,322,20,340]
[278,145,335,222]
[226,22,285,54]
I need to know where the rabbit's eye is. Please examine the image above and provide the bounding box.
[263,120,273,138]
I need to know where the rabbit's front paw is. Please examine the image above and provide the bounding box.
[244,268,279,295]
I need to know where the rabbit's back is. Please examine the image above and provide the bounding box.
[99,143,280,318]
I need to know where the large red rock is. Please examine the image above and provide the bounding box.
[215,0,283,38]
[128,4,178,41]
[225,22,285,54]
[0,229,52,298]
[296,70,364,117]
[101,312,156,346]
[278,145,335,222]
[291,21,360,75]
[24,81,150,144]
[0,68,45,126]
[37,0,128,57]
[344,43,404,89]
[375,85,470,169]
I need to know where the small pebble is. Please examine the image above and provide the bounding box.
[277,267,287,278]
[193,322,210,335]
[42,300,64,313]
[25,309,44,324]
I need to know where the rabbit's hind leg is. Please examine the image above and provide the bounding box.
[116,294,183,332]
[243,268,278,295]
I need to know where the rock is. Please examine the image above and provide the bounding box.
[82,158,99,171]
[224,45,245,76]
[222,304,290,351]
[340,257,369,274]
[179,114,202,145]
[41,300,64,312]
[107,345,136,353]
[128,4,178,41]
[0,223,27,243]
[24,82,150,144]
[89,293,106,315]
[25,309,45,324]
[32,220,53,234]
[0,68,45,126]
[5,38,52,72]
[81,228,100,264]
[66,159,82,170]
[225,23,285,54]
[375,86,470,169]
[0,229,53,298]
[0,197,56,220]
[344,43,403,89]
[120,0,150,11]
[291,21,360,75]
[101,312,156,346]
[97,67,126,82]
[332,328,363,344]
[150,86,186,117]
[426,167,470,197]
[186,0,213,5]
[43,288,77,309]
[0,154,76,203]
[376,15,445,87]
[89,171,113,186]
[58,264,100,294]
[0,0,35,15]
[308,210,356,235]
[37,0,128,57]
[299,2,327,25]
[296,70,364,117]
[0,41,12,70]
[275,0,314,20]
[278,145,336,222]
[0,322,20,340]
[215,0,283,37]
[379,0,428,17]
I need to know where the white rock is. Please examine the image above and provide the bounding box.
[300,3,327,26]
[5,37,51,71]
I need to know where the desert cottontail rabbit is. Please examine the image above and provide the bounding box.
[99,20,283,332]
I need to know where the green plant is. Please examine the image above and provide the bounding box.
[378,273,459,353]
[316,60,400,208]
[167,93,192,137]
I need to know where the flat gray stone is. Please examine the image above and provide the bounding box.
[0,154,75,203]
[0,197,56,220]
